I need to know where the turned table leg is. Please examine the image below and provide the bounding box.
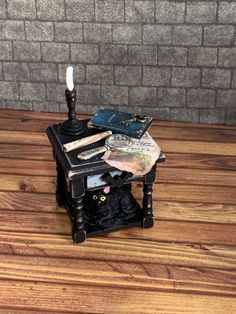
[72,197,86,244]
[56,158,67,206]
[70,179,86,244]
[142,183,154,228]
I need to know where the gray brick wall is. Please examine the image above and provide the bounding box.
[0,0,235,125]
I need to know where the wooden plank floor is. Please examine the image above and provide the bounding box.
[0,109,236,313]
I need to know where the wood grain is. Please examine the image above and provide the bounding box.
[158,139,236,156]
[1,192,235,224]
[154,200,236,224]
[0,158,56,176]
[0,280,235,313]
[0,254,235,296]
[150,125,236,143]
[0,144,53,160]
[1,159,236,188]
[0,130,49,146]
[0,174,56,193]
[163,153,236,171]
[0,210,235,246]
[0,109,235,313]
[0,232,235,269]
[1,173,236,204]
[1,115,236,143]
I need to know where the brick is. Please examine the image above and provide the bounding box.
[202,69,231,88]
[58,64,85,84]
[33,101,60,112]
[0,41,12,60]
[158,47,187,66]
[66,0,94,21]
[218,48,236,67]
[233,70,236,88]
[187,89,215,108]
[186,2,217,23]
[46,83,65,102]
[188,47,217,67]
[113,24,142,44]
[125,0,154,22]
[143,67,171,87]
[0,21,25,40]
[7,0,36,19]
[143,107,170,120]
[0,0,7,18]
[86,65,113,85]
[7,101,20,109]
[49,104,60,112]
[170,108,199,123]
[100,45,128,65]
[3,62,29,81]
[143,25,171,45]
[36,0,65,20]
[130,87,156,106]
[7,101,32,110]
[77,85,101,105]
[41,43,69,62]
[173,26,202,46]
[199,109,225,124]
[13,42,41,61]
[78,104,103,115]
[19,82,46,101]
[29,63,57,82]
[158,88,185,108]
[25,21,54,42]
[204,26,234,46]
[32,102,48,112]
[172,68,200,88]
[115,105,143,115]
[219,2,236,24]
[156,1,185,23]
[129,46,157,65]
[226,109,236,125]
[21,102,33,110]
[101,85,128,105]
[59,104,68,112]
[217,90,236,108]
[59,102,70,112]
[0,81,18,100]
[0,63,3,80]
[84,23,112,43]
[0,101,6,109]
[114,66,141,86]
[71,44,99,63]
[55,22,82,42]
[95,0,124,22]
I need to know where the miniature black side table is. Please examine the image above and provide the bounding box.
[46,87,165,244]
[47,120,165,244]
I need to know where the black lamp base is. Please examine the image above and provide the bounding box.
[61,118,85,136]
[60,88,85,136]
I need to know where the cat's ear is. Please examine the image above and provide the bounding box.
[103,186,110,194]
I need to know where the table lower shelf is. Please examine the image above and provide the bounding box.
[58,185,153,243]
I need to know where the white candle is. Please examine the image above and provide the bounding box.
[66,66,74,91]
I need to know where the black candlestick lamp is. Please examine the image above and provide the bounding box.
[61,67,85,136]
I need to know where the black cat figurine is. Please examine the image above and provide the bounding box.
[83,185,140,230]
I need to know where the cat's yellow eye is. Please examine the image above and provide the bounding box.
[100,196,106,202]
[92,195,98,200]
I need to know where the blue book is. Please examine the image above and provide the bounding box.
[88,108,153,139]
